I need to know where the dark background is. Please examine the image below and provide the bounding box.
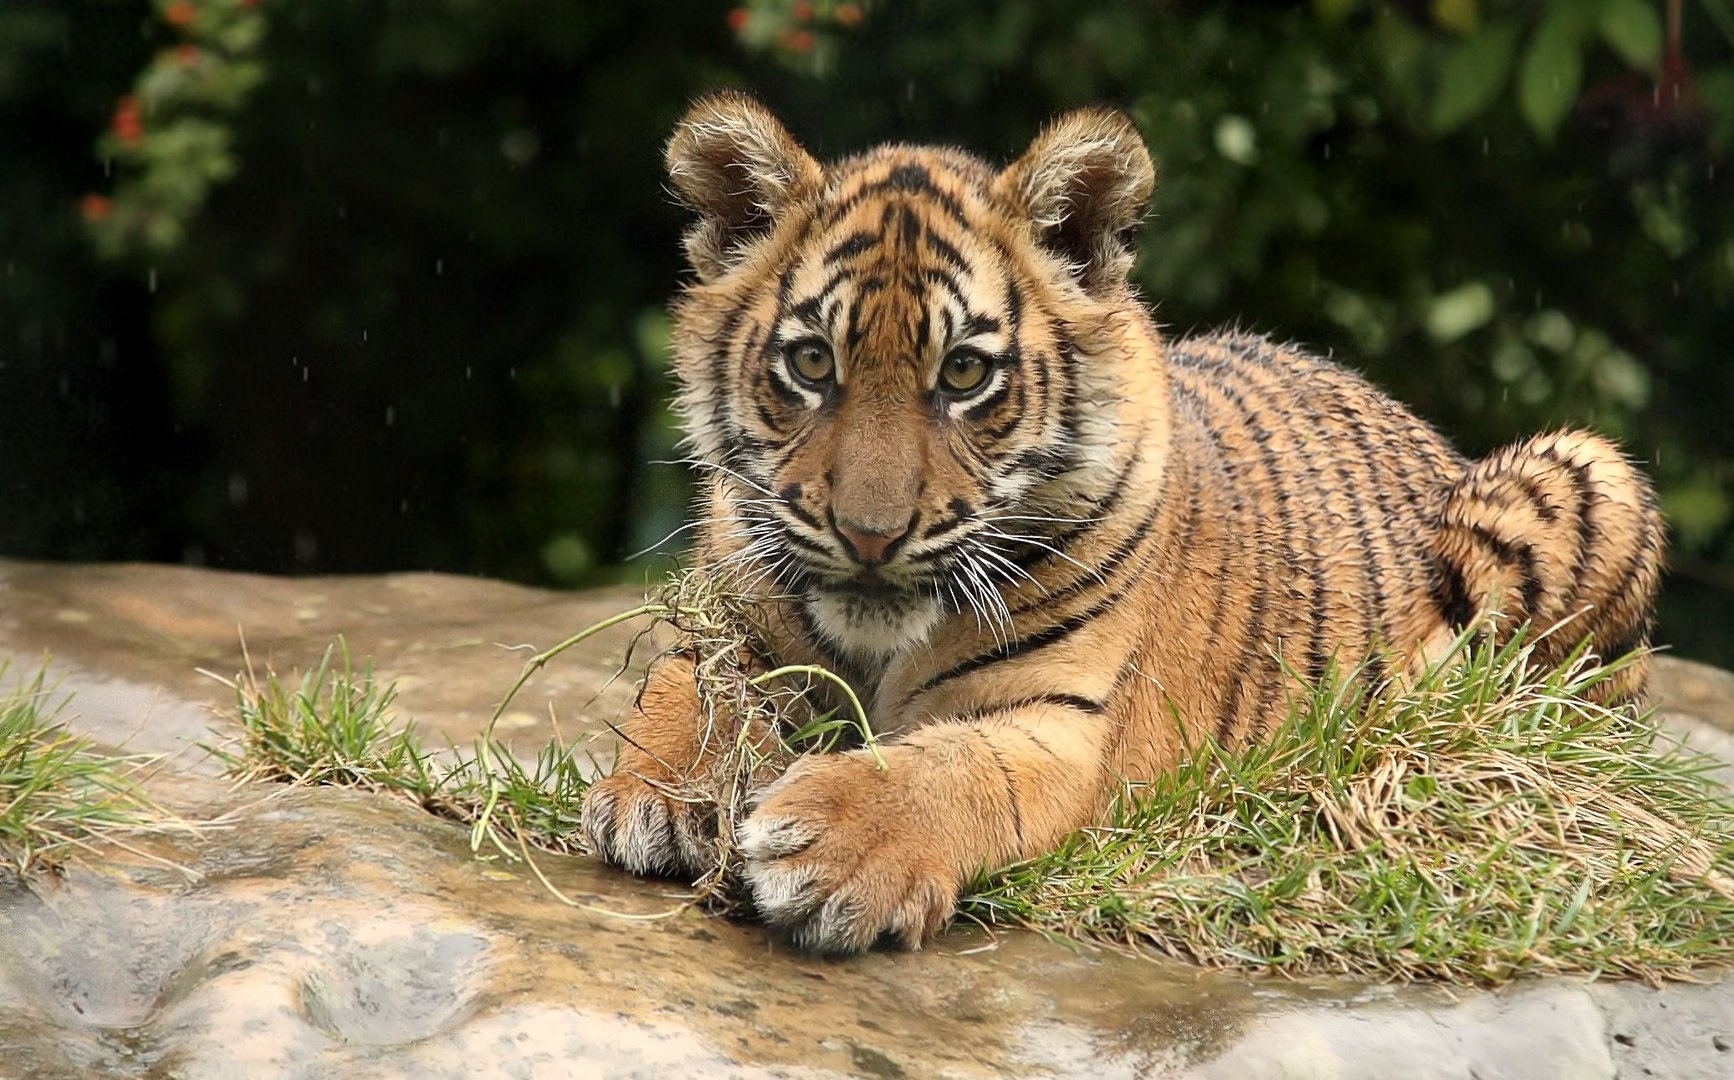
[3,0,1731,663]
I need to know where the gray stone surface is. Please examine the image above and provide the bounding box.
[1,559,1731,1078]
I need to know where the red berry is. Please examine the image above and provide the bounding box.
[787,29,814,52]
[726,7,749,32]
[112,96,143,144]
[835,2,863,26]
[792,1,813,22]
[163,1,196,28]
[80,194,113,222]
[174,44,199,67]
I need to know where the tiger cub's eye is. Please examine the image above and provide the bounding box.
[938,349,991,394]
[786,340,835,385]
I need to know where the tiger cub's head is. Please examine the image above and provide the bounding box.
[666,93,1161,657]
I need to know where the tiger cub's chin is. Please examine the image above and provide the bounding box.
[805,587,944,659]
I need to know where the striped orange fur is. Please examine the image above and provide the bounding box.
[580,93,1665,953]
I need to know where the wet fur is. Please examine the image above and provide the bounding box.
[582,93,1665,953]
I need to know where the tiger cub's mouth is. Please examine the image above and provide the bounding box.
[827,571,905,595]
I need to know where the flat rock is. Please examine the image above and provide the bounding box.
[1,559,1731,1079]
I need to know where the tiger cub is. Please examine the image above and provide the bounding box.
[580,92,1664,953]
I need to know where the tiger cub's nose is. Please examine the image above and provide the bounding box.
[835,518,911,566]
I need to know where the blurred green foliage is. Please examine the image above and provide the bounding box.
[1,0,1730,663]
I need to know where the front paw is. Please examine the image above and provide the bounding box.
[582,772,715,880]
[737,751,960,953]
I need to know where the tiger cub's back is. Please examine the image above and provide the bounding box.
[1123,327,1659,774]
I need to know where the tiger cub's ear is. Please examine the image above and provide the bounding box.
[993,108,1155,297]
[666,91,822,281]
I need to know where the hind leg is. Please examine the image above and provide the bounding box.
[1427,430,1664,701]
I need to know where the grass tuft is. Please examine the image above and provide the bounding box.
[0,659,163,876]
[204,638,591,860]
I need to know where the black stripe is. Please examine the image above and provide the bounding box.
[922,267,969,310]
[894,203,921,247]
[1428,549,1477,629]
[1041,437,1145,554]
[887,163,931,191]
[867,174,968,227]
[1009,480,1161,617]
[955,692,1106,720]
[823,231,876,264]
[791,265,855,322]
[923,231,967,271]
[778,527,833,559]
[961,373,1015,426]
[1330,400,1398,688]
[780,484,824,532]
[1170,366,1301,725]
[1466,522,1542,615]
[709,307,746,396]
[963,313,1001,336]
[920,498,973,541]
[911,553,1157,707]
[1531,443,1596,613]
[1215,585,1269,746]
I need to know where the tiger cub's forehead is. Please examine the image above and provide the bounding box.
[782,148,1015,369]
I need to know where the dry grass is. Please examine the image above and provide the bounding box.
[961,633,1734,984]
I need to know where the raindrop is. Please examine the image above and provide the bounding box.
[102,157,112,178]
[509,366,517,380]
[292,355,299,366]
[609,385,621,409]
[147,267,157,294]
[1711,163,1717,182]
[436,258,445,276]
[1323,143,1331,161]
[464,366,473,380]
[385,405,396,426]
[400,499,410,514]
[302,367,309,383]
[1481,136,1489,156]
[500,128,541,166]
[1673,280,1681,297]
[362,330,369,343]
[228,473,249,507]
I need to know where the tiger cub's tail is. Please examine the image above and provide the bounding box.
[1428,430,1665,702]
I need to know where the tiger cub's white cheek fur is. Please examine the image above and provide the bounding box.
[806,591,944,658]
